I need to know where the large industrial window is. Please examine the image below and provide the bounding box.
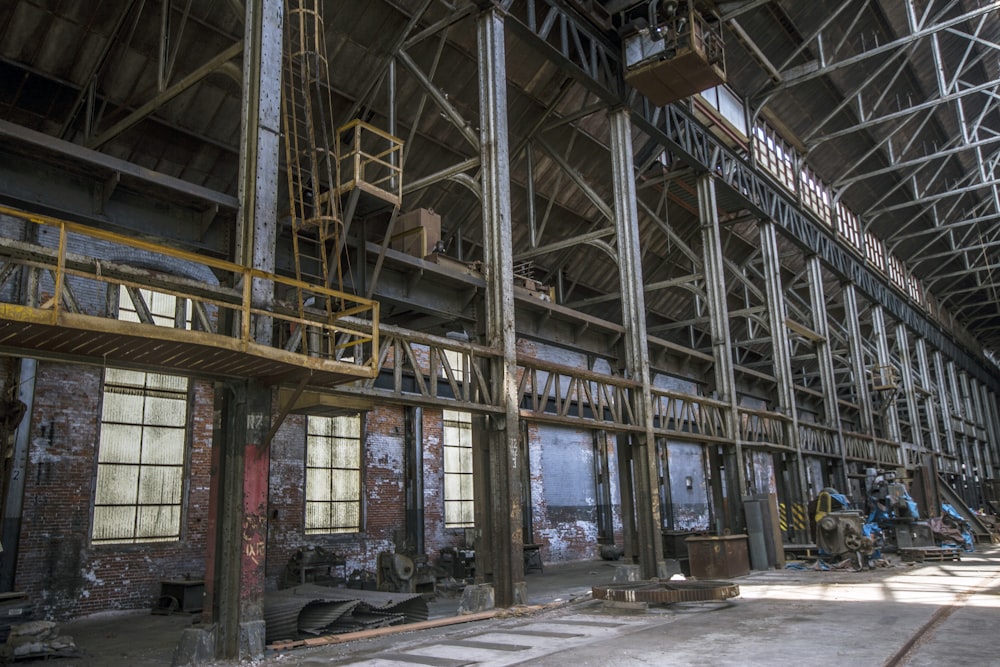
[305,414,363,534]
[93,287,190,544]
[443,409,474,527]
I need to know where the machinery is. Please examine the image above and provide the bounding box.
[619,1,726,105]
[812,488,877,568]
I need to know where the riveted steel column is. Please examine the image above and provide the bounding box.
[871,307,902,451]
[980,386,1000,477]
[895,324,922,468]
[609,107,663,577]
[933,351,958,461]
[843,285,876,445]
[960,372,985,505]
[698,174,746,532]
[760,221,808,536]
[946,361,975,505]
[807,256,847,488]
[205,0,281,659]
[915,339,942,456]
[971,380,994,481]
[477,4,524,608]
[914,338,942,515]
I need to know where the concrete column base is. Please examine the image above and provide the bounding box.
[172,625,216,667]
[238,620,266,662]
[458,583,495,614]
[612,564,643,583]
[658,559,683,579]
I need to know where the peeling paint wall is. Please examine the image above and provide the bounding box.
[535,423,598,561]
[665,441,711,530]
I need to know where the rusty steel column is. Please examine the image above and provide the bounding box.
[476,3,524,608]
[204,0,281,660]
[609,107,663,578]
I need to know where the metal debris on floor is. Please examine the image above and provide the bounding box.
[592,579,740,604]
[263,584,428,644]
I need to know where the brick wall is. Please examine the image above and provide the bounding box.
[13,363,212,619]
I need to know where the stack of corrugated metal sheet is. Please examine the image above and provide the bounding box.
[263,584,428,643]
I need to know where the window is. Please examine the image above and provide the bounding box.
[443,409,474,527]
[305,415,363,534]
[93,287,190,544]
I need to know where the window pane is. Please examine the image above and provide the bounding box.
[95,464,139,505]
[98,424,143,463]
[331,469,359,501]
[93,506,136,542]
[136,504,180,539]
[307,437,331,467]
[138,466,183,504]
[305,502,330,531]
[101,390,145,424]
[144,395,187,427]
[306,469,332,501]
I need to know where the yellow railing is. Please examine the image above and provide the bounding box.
[335,119,403,206]
[0,205,378,380]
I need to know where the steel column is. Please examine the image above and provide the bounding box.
[895,324,923,465]
[697,174,746,532]
[609,107,663,577]
[960,372,986,505]
[872,306,903,447]
[760,221,809,533]
[915,339,943,456]
[807,256,848,488]
[204,0,281,659]
[933,351,958,459]
[476,4,524,608]
[946,361,976,505]
[914,338,942,514]
[843,285,876,436]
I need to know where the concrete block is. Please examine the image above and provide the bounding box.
[612,564,643,583]
[458,583,494,614]
[602,600,649,611]
[172,625,216,667]
[238,620,266,662]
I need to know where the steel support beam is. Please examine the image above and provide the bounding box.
[475,5,524,609]
[760,221,809,530]
[87,40,244,150]
[843,285,875,435]
[698,174,746,532]
[609,107,663,578]
[871,306,903,451]
[913,337,943,514]
[934,351,958,459]
[807,256,848,487]
[895,324,923,467]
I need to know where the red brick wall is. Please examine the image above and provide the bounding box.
[14,363,212,619]
[266,405,411,588]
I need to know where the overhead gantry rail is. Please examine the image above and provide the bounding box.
[0,205,379,387]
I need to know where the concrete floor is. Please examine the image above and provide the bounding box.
[45,545,1000,666]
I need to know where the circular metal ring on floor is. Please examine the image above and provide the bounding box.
[592,580,740,604]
